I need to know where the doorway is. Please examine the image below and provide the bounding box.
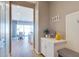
[11,2,35,57]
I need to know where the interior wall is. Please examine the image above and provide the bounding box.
[39,1,49,52]
[49,1,79,39]
[35,1,49,53]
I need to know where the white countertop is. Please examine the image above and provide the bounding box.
[41,37,66,44]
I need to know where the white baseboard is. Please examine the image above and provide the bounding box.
[34,49,41,55]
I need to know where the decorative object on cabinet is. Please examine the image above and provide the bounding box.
[55,32,62,40]
[43,29,50,38]
[50,31,56,38]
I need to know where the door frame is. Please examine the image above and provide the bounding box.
[9,1,35,56]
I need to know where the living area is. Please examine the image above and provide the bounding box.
[11,3,34,57]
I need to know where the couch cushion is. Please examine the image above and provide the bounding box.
[58,48,79,57]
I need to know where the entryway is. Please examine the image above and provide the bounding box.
[11,2,35,57]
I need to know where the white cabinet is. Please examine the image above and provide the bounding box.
[41,38,46,56]
[41,38,54,57]
[45,39,54,57]
[41,38,66,57]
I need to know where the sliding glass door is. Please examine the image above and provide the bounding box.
[16,24,33,37]
[24,25,33,37]
[0,2,9,57]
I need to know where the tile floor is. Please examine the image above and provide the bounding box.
[11,37,43,57]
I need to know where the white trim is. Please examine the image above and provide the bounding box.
[34,49,41,55]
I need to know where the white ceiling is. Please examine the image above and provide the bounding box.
[12,4,33,22]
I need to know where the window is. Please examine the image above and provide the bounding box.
[16,24,33,37]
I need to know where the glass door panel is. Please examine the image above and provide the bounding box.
[0,2,9,57]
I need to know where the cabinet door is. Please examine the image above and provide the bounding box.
[46,39,54,57]
[41,38,46,56]
[66,11,79,52]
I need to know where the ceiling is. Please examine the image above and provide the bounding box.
[12,4,33,22]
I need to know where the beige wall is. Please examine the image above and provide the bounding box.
[49,1,79,39]
[35,1,49,53]
[39,1,49,52]
[35,1,79,54]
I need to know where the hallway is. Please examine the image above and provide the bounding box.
[11,37,42,57]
